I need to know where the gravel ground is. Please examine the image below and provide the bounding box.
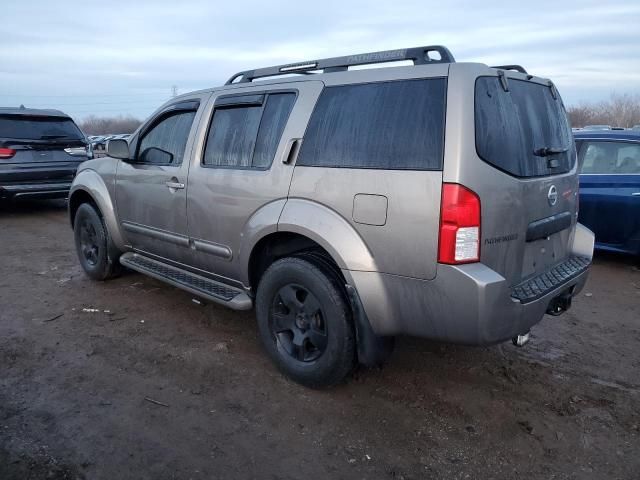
[1,199,639,480]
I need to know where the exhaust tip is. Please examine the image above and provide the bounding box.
[512,331,530,347]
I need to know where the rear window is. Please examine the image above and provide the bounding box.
[297,78,446,170]
[0,115,84,140]
[475,77,574,178]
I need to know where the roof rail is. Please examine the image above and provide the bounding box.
[492,64,528,74]
[225,45,455,85]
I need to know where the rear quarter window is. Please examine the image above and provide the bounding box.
[475,77,575,178]
[297,78,446,170]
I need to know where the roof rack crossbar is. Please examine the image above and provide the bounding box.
[491,64,528,74]
[225,45,455,85]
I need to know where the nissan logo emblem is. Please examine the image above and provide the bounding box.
[547,185,558,206]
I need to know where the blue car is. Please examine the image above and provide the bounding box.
[575,130,640,256]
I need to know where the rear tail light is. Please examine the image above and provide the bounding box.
[438,183,481,264]
[64,147,89,157]
[0,148,16,159]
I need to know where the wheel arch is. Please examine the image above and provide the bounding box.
[68,169,126,251]
[243,199,377,290]
[247,232,340,293]
[276,198,376,271]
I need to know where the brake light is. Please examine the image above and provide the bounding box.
[0,148,16,159]
[438,183,481,264]
[64,147,88,156]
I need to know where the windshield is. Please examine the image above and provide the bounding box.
[0,115,84,140]
[475,77,575,178]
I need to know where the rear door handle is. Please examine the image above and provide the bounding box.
[282,138,302,164]
[165,181,185,190]
[632,192,640,196]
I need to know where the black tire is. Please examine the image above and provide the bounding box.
[256,256,356,388]
[73,203,120,280]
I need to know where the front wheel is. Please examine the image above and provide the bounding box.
[73,203,120,280]
[256,257,356,388]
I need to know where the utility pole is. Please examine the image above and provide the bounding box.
[171,85,178,98]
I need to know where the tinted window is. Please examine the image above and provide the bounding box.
[0,115,84,140]
[204,106,261,167]
[581,141,640,174]
[253,94,296,168]
[475,77,574,177]
[138,111,196,165]
[203,93,296,168]
[297,79,446,170]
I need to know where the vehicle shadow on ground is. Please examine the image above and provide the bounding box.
[0,199,68,217]
[592,249,639,267]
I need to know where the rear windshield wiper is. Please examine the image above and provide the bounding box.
[533,146,569,169]
[533,146,568,157]
[40,135,69,139]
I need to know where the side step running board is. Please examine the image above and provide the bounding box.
[119,252,252,310]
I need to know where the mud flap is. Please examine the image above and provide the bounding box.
[345,284,395,367]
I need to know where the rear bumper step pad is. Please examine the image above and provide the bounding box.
[119,252,252,310]
[511,255,591,304]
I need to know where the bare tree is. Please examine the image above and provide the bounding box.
[567,93,640,128]
[79,115,143,135]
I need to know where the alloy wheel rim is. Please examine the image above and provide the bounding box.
[270,283,327,362]
[80,220,99,266]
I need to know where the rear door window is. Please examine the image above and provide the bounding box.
[203,92,296,169]
[297,78,446,170]
[475,77,574,177]
[0,115,84,140]
[581,141,640,174]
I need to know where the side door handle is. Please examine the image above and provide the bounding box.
[165,180,185,190]
[632,192,640,196]
[282,138,302,164]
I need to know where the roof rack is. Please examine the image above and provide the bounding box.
[492,64,528,74]
[225,45,455,85]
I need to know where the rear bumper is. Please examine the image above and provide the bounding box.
[0,181,72,199]
[345,224,595,345]
[0,161,81,200]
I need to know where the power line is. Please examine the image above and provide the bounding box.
[0,92,173,98]
[59,106,160,114]
[12,100,168,107]
[23,99,167,106]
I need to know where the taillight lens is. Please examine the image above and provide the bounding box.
[0,148,16,159]
[438,183,481,264]
[64,147,88,156]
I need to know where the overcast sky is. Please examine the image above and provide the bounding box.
[1,0,638,121]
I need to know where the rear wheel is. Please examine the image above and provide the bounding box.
[73,203,120,280]
[256,256,356,388]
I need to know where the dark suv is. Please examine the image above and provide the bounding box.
[0,107,91,201]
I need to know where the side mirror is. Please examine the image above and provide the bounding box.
[107,139,131,160]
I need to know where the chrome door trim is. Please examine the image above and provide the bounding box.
[121,221,190,247]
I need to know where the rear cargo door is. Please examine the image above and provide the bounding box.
[445,65,579,285]
[0,114,88,183]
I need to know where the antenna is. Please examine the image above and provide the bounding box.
[171,85,178,98]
